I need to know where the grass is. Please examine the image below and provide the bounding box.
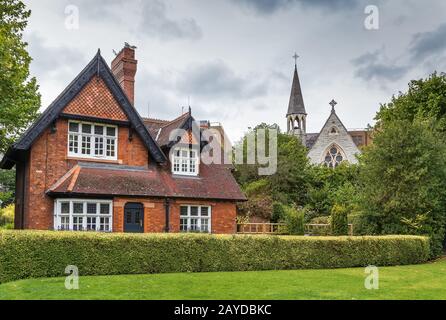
[1,258,446,300]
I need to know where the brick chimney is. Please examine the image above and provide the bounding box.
[111,43,137,105]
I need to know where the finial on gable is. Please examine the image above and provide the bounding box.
[329,99,338,112]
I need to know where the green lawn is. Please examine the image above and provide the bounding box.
[1,258,446,300]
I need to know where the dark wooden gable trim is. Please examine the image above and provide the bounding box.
[166,112,201,149]
[1,50,166,169]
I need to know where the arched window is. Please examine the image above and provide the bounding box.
[323,145,344,168]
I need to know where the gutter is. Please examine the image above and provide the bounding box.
[164,198,170,232]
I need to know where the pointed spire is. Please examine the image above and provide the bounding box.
[287,62,306,116]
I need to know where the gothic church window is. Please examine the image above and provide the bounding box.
[323,145,344,168]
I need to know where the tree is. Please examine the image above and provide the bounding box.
[0,0,40,153]
[376,72,446,133]
[233,123,311,212]
[358,119,446,257]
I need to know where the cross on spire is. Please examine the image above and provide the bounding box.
[329,99,337,111]
[292,53,299,66]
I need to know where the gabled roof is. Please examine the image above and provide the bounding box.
[287,65,306,116]
[0,50,167,169]
[143,110,199,148]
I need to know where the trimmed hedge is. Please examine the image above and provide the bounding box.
[0,231,430,284]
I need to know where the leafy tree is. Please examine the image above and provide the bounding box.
[0,0,40,153]
[233,123,311,211]
[376,72,446,133]
[331,204,348,236]
[305,163,360,218]
[283,205,304,235]
[358,119,446,257]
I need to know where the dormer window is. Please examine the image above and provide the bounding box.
[68,121,118,160]
[172,147,199,176]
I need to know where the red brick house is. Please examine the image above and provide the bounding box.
[0,45,246,234]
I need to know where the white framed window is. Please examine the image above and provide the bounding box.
[54,199,113,232]
[179,205,211,233]
[68,121,118,160]
[171,147,199,176]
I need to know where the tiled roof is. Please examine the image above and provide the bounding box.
[143,112,191,147]
[305,133,319,149]
[48,162,246,201]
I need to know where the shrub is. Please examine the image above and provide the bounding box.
[271,202,286,223]
[331,204,349,236]
[284,206,304,235]
[0,231,430,284]
[0,204,14,227]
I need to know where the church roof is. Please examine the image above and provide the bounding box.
[287,65,306,116]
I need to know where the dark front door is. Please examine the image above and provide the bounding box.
[124,203,144,233]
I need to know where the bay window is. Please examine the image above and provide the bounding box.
[172,147,199,176]
[180,205,211,233]
[68,121,117,160]
[54,199,113,232]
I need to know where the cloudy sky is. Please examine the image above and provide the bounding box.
[23,0,446,142]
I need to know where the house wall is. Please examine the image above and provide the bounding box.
[23,118,149,229]
[112,197,236,234]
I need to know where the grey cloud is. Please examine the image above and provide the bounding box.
[232,0,361,14]
[409,23,446,62]
[138,1,202,41]
[351,49,408,82]
[26,33,87,79]
[70,0,202,41]
[176,61,268,100]
[352,22,446,82]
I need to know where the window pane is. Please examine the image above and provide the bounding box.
[100,203,110,214]
[100,217,110,231]
[106,127,116,137]
[73,202,83,214]
[190,218,198,231]
[181,150,188,157]
[200,207,209,217]
[180,206,188,216]
[60,216,70,230]
[95,137,104,156]
[190,206,198,216]
[61,202,70,214]
[82,124,92,134]
[180,218,188,231]
[73,216,83,231]
[201,218,209,232]
[87,203,97,214]
[69,122,79,133]
[94,125,104,135]
[87,217,96,231]
[82,136,91,155]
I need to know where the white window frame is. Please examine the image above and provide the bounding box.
[54,199,113,232]
[67,121,118,161]
[171,147,199,176]
[179,205,211,233]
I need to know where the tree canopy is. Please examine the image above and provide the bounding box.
[0,0,40,153]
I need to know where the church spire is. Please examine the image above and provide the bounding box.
[286,53,307,145]
[287,58,306,116]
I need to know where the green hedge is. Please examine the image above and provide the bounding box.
[0,231,430,284]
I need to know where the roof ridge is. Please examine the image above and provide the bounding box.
[160,112,190,129]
